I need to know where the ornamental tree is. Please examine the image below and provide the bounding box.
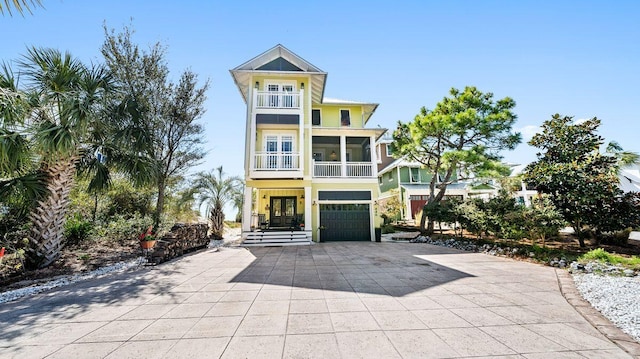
[523,114,622,247]
[391,86,521,234]
[101,24,209,229]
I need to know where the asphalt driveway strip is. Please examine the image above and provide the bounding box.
[0,242,638,358]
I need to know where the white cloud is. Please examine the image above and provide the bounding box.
[517,125,540,141]
[573,118,589,125]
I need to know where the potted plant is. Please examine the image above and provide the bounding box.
[139,225,157,249]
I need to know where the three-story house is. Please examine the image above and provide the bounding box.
[231,45,385,245]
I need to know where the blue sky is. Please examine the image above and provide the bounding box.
[3,0,639,182]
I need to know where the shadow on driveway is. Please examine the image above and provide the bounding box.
[229,242,475,296]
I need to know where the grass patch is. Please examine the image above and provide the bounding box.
[580,248,640,269]
[224,221,241,228]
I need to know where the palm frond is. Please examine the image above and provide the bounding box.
[0,171,49,202]
[0,0,43,16]
[0,128,32,175]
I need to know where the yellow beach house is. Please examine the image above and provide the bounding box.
[230,44,386,245]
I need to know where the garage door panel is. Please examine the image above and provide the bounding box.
[320,204,370,241]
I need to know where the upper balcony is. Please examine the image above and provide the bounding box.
[313,161,374,178]
[255,90,301,110]
[311,135,377,179]
[252,90,304,118]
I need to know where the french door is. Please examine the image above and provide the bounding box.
[265,134,295,169]
[270,197,296,227]
[266,82,296,108]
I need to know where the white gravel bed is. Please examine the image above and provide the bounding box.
[573,273,640,342]
[0,258,143,304]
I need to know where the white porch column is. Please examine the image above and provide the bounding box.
[299,88,304,173]
[304,186,312,232]
[249,91,258,173]
[404,190,412,221]
[242,186,253,232]
[340,135,347,177]
[369,135,377,177]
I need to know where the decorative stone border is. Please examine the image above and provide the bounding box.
[555,269,640,357]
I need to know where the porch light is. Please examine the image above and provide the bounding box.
[301,82,304,89]
[301,194,305,199]
[263,194,266,199]
[330,150,337,161]
[265,204,270,210]
[255,81,259,89]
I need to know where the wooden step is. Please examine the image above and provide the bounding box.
[242,231,311,246]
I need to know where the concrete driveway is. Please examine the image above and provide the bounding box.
[0,242,636,358]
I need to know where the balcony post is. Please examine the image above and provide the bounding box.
[370,134,377,177]
[249,90,258,173]
[299,88,304,175]
[304,186,311,235]
[340,135,347,177]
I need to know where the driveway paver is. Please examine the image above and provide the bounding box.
[0,243,636,358]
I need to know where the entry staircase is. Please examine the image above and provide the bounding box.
[242,230,312,246]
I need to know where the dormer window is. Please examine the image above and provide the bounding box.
[340,110,351,127]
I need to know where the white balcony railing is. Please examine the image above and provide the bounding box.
[314,162,342,177]
[254,152,300,171]
[313,161,374,178]
[255,91,300,109]
[346,162,373,177]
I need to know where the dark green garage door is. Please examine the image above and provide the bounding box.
[319,204,370,241]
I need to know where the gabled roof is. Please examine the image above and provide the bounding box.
[230,44,327,104]
[378,158,422,176]
[322,97,379,123]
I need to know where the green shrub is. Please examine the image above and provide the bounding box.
[92,213,154,243]
[381,224,396,234]
[580,248,640,269]
[523,196,565,245]
[64,214,94,245]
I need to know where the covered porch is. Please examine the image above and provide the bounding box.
[312,135,376,178]
[242,185,312,245]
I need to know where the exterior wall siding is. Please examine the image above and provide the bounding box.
[314,106,364,128]
[379,171,398,193]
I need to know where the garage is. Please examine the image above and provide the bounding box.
[319,203,371,241]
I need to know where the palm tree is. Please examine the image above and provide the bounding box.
[9,48,115,267]
[192,167,243,239]
[232,190,244,223]
[607,141,640,170]
[0,0,43,16]
[1,48,157,267]
[0,77,48,219]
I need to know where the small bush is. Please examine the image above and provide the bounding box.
[381,223,396,234]
[580,248,640,269]
[64,214,93,245]
[92,213,154,243]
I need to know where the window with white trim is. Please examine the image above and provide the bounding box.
[410,168,420,183]
[340,109,351,127]
[263,132,297,169]
[386,144,393,157]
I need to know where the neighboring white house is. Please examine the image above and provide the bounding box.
[619,166,640,193]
